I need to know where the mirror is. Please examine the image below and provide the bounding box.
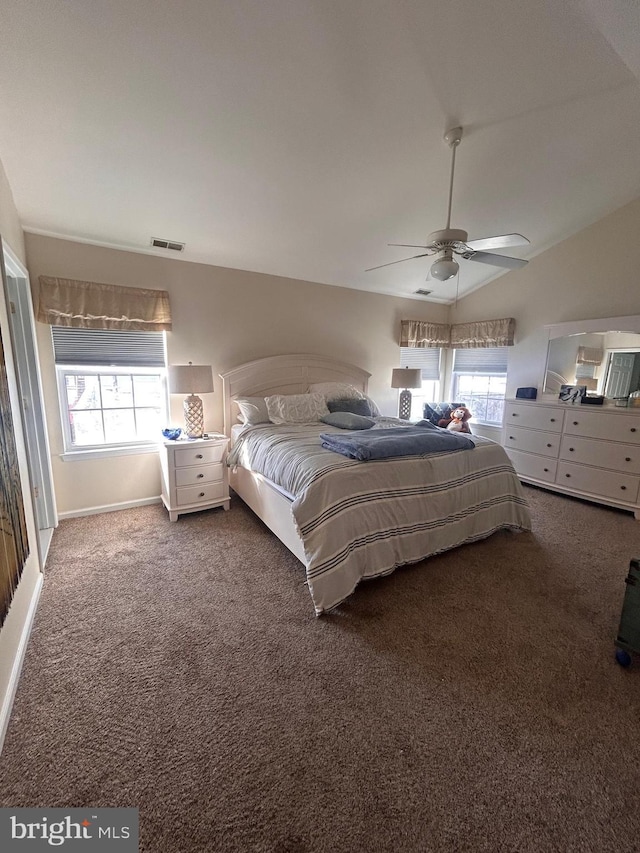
[543,315,640,399]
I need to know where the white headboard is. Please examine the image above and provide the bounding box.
[219,353,371,436]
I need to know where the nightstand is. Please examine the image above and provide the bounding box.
[159,435,230,522]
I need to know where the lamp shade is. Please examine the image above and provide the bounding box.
[391,368,422,389]
[168,363,214,394]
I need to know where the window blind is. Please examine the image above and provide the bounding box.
[399,346,441,380]
[51,327,166,367]
[452,347,508,374]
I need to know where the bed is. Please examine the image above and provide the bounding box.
[220,353,531,615]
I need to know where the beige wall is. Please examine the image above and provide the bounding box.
[450,196,640,398]
[0,158,25,264]
[25,233,449,515]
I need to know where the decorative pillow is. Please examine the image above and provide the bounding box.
[327,398,373,417]
[236,397,271,425]
[308,382,365,402]
[320,412,375,430]
[265,392,329,424]
[364,394,381,417]
[423,402,463,426]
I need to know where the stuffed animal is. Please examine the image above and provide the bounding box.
[443,406,472,433]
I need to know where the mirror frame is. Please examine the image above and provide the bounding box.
[542,314,640,397]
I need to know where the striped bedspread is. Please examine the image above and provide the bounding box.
[228,422,532,614]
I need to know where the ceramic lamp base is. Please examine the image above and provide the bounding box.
[184,394,204,438]
[398,389,412,420]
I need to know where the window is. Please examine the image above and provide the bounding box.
[451,347,508,425]
[52,328,167,455]
[399,346,442,420]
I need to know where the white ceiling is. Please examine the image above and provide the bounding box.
[1,0,639,304]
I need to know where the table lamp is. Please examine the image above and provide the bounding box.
[168,362,214,438]
[391,367,422,420]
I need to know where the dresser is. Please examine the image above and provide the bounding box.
[502,400,640,519]
[159,435,230,522]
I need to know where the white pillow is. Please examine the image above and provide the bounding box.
[235,397,271,425]
[308,382,365,402]
[265,392,329,424]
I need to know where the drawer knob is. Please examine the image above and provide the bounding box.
[626,457,631,462]
[569,447,574,452]
[197,473,204,478]
[199,492,205,497]
[196,453,204,459]
[565,473,571,478]
[632,428,637,433]
[550,418,556,423]
[547,443,552,448]
[543,467,549,472]
[511,413,518,417]
[572,421,578,426]
[621,485,627,491]
[509,436,515,440]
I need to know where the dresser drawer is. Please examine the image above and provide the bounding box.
[175,462,224,487]
[504,403,563,432]
[505,448,557,483]
[559,436,640,475]
[174,443,226,467]
[176,481,227,507]
[504,426,560,457]
[556,461,639,502]
[563,410,640,444]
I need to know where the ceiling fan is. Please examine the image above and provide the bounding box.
[366,126,530,281]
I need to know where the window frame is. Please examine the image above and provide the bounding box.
[52,328,169,460]
[451,347,509,427]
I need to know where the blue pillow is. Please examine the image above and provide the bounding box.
[423,402,463,426]
[327,398,373,417]
[320,412,375,430]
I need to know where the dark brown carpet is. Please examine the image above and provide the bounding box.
[1,486,640,852]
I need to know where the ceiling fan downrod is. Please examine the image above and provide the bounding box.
[443,126,463,231]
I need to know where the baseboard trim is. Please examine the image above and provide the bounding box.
[0,572,43,755]
[58,496,162,520]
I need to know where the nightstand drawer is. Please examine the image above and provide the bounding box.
[175,462,224,487]
[176,481,227,507]
[174,444,225,467]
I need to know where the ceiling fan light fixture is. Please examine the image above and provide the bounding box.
[430,255,459,281]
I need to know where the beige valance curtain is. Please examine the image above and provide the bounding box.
[400,319,451,348]
[450,317,515,349]
[576,346,603,365]
[37,276,172,331]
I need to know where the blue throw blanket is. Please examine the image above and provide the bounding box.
[320,422,475,461]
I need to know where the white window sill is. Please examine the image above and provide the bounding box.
[60,443,160,462]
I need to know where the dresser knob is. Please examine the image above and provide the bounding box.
[569,447,574,452]
[565,473,571,478]
[543,468,549,472]
[199,492,205,497]
[509,436,515,440]
[631,428,637,433]
[620,485,627,491]
[196,453,203,459]
[197,473,204,478]
[511,413,518,417]
[572,421,578,426]
[547,443,552,448]
[625,457,631,462]
[550,418,556,422]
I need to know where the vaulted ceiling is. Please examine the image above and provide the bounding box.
[1,0,639,303]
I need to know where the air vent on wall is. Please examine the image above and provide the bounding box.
[414,289,432,296]
[151,237,185,252]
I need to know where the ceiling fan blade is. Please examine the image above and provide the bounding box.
[365,253,432,272]
[464,251,528,270]
[464,233,530,252]
[387,243,434,250]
